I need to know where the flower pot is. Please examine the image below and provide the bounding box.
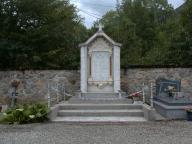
[187,111,192,121]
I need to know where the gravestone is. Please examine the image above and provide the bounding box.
[156,78,181,98]
[154,78,192,119]
[78,24,122,99]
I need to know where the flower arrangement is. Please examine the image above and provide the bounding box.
[165,86,176,97]
[129,91,142,103]
[11,79,21,88]
[185,106,192,112]
[130,91,142,97]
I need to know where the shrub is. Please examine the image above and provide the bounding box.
[0,103,49,124]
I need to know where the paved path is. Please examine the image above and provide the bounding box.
[0,121,192,144]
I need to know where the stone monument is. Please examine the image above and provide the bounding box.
[78,24,122,99]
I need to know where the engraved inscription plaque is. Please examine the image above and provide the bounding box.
[92,51,110,81]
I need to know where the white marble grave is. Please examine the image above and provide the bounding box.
[79,24,122,94]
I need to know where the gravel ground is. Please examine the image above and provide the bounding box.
[0,121,192,144]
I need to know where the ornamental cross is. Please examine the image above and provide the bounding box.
[96,23,104,31]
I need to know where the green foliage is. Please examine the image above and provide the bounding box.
[96,0,191,67]
[0,103,49,124]
[0,0,88,70]
[0,0,191,69]
[178,0,192,64]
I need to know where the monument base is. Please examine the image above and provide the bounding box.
[81,92,122,99]
[154,101,187,119]
[154,96,192,119]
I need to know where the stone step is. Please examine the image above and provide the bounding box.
[58,109,144,117]
[59,104,142,110]
[68,98,133,104]
[70,92,128,102]
[53,116,147,122]
[81,92,121,97]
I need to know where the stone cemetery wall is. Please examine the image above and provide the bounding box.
[0,70,80,103]
[0,68,191,102]
[122,68,192,93]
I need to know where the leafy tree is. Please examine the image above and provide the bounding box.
[0,0,191,69]
[0,0,88,69]
[98,0,177,67]
[178,0,192,65]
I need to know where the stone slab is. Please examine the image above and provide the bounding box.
[53,116,147,123]
[58,109,144,117]
[68,98,133,104]
[59,103,142,110]
[154,101,187,119]
[154,96,192,106]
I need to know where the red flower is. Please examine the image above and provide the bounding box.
[131,92,141,97]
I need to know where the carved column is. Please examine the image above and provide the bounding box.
[80,46,88,93]
[113,45,120,93]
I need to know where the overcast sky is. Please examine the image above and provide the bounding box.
[70,0,185,28]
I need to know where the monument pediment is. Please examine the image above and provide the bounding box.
[79,30,122,48]
[88,38,112,54]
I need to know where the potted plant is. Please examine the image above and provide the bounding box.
[185,106,192,121]
[11,79,20,88]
